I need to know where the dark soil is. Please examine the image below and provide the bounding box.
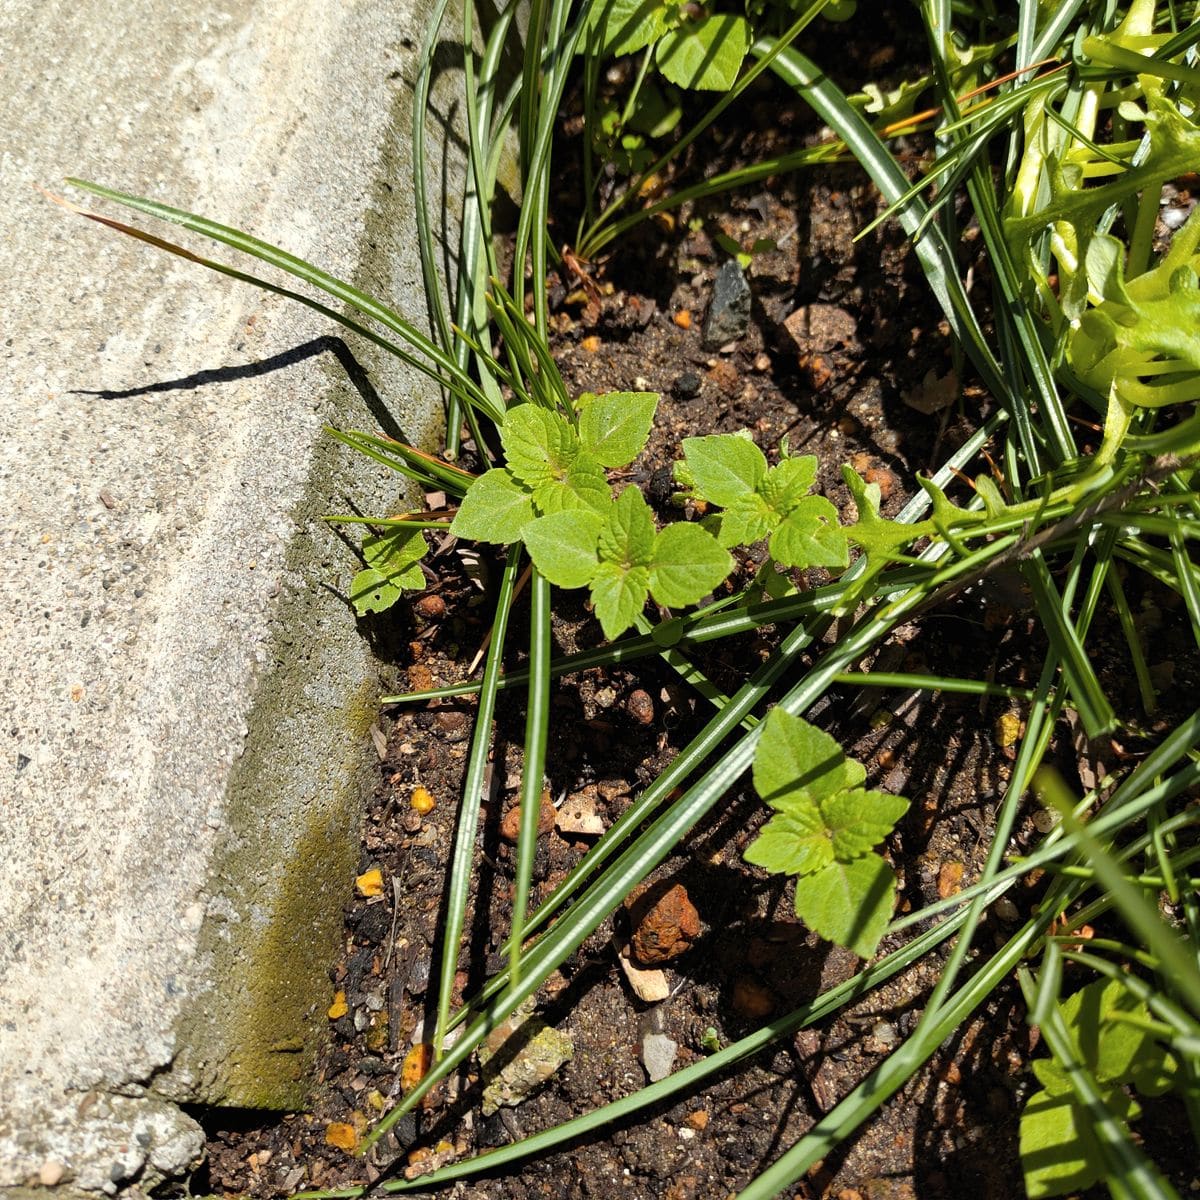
[196,51,1200,1200]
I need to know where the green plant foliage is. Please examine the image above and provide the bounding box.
[1020,977,1177,1198]
[587,0,751,91]
[1070,222,1200,412]
[677,433,849,569]
[451,392,658,543]
[349,528,429,616]
[523,485,732,638]
[655,12,751,91]
[744,708,908,958]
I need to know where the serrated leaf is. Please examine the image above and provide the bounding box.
[532,453,611,515]
[655,13,750,91]
[681,434,766,507]
[759,454,818,511]
[792,854,896,959]
[823,789,910,860]
[752,708,864,809]
[744,802,834,877]
[598,486,656,566]
[768,495,849,570]
[501,404,579,487]
[451,469,536,543]
[717,492,774,548]
[647,521,732,607]
[523,511,603,589]
[578,391,658,468]
[591,560,650,639]
[586,0,674,58]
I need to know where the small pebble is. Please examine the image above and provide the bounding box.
[414,594,446,619]
[672,370,702,399]
[1032,809,1059,834]
[410,786,436,814]
[703,259,752,348]
[39,1161,65,1187]
[641,1032,679,1082]
[673,309,692,329]
[626,689,654,725]
[993,895,1019,922]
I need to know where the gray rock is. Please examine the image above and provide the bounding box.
[641,1032,679,1082]
[703,260,752,347]
[0,0,465,1190]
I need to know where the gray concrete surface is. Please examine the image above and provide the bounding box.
[0,0,462,1191]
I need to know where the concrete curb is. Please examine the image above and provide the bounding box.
[0,0,463,1190]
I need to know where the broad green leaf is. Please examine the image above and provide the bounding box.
[752,708,864,809]
[586,0,673,59]
[532,453,611,515]
[768,496,849,569]
[501,404,578,487]
[655,13,750,91]
[792,854,896,959]
[451,469,535,543]
[578,391,658,468]
[590,560,650,640]
[349,567,401,616]
[598,486,656,566]
[823,789,910,861]
[647,522,732,608]
[394,562,426,591]
[1020,1077,1141,1199]
[744,802,834,877]
[681,433,766,506]
[361,527,428,573]
[522,511,603,589]
[717,492,773,549]
[1059,978,1176,1094]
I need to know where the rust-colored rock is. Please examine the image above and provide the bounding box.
[624,882,701,965]
[625,688,654,725]
[499,787,555,844]
[414,593,446,619]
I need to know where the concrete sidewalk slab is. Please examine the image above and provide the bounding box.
[0,0,462,1191]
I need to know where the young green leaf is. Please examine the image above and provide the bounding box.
[655,13,750,91]
[679,433,766,506]
[451,468,536,543]
[578,391,658,468]
[680,434,848,570]
[521,510,603,588]
[792,855,897,961]
[1019,977,1179,1199]
[744,708,908,959]
[349,528,429,616]
[586,0,674,59]
[647,522,732,607]
[591,560,651,639]
[522,486,732,640]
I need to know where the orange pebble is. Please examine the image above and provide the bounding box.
[673,309,692,330]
